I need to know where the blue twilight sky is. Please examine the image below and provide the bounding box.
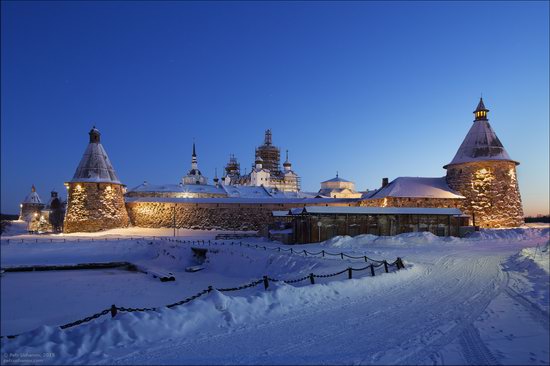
[1,1,548,216]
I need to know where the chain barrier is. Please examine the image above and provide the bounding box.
[1,236,405,339]
[117,306,157,312]
[216,280,263,292]
[283,275,310,284]
[165,287,212,309]
[59,308,111,329]
[172,237,395,266]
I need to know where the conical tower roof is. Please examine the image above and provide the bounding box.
[70,127,122,184]
[444,100,518,168]
[23,185,43,204]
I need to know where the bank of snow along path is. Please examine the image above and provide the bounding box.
[1,227,549,365]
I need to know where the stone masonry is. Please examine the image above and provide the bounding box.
[446,160,524,228]
[126,201,351,232]
[64,183,129,233]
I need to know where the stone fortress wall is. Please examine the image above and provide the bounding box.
[125,201,353,231]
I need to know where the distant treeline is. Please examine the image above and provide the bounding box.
[525,216,550,223]
[1,214,18,221]
[1,214,18,234]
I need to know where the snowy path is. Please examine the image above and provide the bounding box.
[2,228,548,365]
[106,250,516,365]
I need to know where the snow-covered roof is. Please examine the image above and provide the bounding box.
[128,183,226,195]
[318,188,353,195]
[70,128,121,184]
[367,177,465,199]
[128,183,319,199]
[22,186,43,205]
[222,185,271,198]
[125,196,358,205]
[321,176,351,184]
[267,190,316,199]
[361,190,380,199]
[281,206,464,216]
[444,119,517,168]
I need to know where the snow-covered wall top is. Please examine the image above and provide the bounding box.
[127,182,317,199]
[286,206,464,216]
[367,177,465,199]
[125,196,357,205]
[444,120,517,168]
[129,183,226,195]
[70,143,121,184]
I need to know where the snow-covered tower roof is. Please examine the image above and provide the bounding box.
[23,185,43,204]
[70,127,122,184]
[444,98,518,168]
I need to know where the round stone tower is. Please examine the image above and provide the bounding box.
[444,98,524,228]
[19,185,45,221]
[64,127,129,233]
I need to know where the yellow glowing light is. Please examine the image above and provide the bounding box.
[20,204,23,208]
[34,213,38,217]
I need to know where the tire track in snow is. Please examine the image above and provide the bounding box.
[459,324,500,365]
[108,252,506,365]
[392,254,505,365]
[503,272,550,331]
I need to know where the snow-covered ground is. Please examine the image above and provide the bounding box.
[1,225,548,365]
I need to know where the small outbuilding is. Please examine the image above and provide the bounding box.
[270,206,470,244]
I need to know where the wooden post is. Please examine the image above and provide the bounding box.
[348,267,352,279]
[263,276,269,290]
[370,264,375,276]
[340,253,344,260]
[309,273,315,284]
[110,304,117,318]
[383,261,389,273]
[303,250,307,256]
[322,250,325,257]
[364,256,367,262]
[290,248,293,254]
